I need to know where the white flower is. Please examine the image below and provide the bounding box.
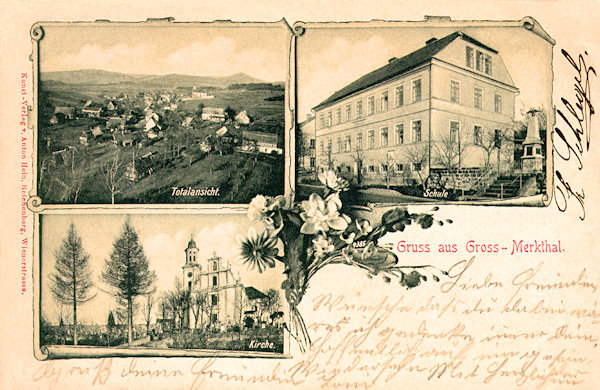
[318,170,349,192]
[248,195,268,222]
[312,234,335,259]
[299,193,350,234]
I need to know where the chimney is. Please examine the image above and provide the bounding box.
[426,38,437,45]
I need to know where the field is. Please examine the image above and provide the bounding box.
[37,82,285,204]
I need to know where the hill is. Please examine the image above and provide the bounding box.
[40,69,271,89]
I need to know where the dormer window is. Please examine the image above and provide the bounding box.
[212,261,218,271]
[466,47,474,68]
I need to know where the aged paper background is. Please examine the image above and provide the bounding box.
[1,0,599,389]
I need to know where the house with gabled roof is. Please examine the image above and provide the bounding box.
[313,31,519,189]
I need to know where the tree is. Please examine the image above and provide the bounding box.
[261,289,282,321]
[190,290,210,330]
[50,223,95,345]
[224,106,236,121]
[158,294,172,333]
[142,291,156,336]
[380,153,397,188]
[405,143,429,190]
[102,220,156,346]
[168,277,189,331]
[106,311,115,346]
[102,152,123,204]
[350,147,365,186]
[433,132,466,189]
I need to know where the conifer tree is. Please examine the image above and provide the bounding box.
[102,220,156,346]
[50,223,95,345]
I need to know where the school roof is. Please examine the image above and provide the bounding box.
[313,31,500,111]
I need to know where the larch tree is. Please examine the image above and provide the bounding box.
[50,222,95,345]
[102,220,156,346]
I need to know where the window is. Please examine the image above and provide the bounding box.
[474,125,482,145]
[466,47,474,68]
[381,164,388,172]
[450,81,460,103]
[474,88,482,109]
[319,140,324,155]
[212,313,218,323]
[310,157,316,169]
[336,137,342,153]
[367,96,375,115]
[368,165,375,173]
[345,135,352,152]
[395,85,404,106]
[335,108,341,124]
[395,124,404,144]
[484,54,492,75]
[356,132,363,150]
[494,129,502,148]
[381,127,389,147]
[211,295,218,306]
[526,145,533,156]
[476,50,484,71]
[413,162,422,171]
[309,139,315,149]
[412,121,422,142]
[450,121,460,143]
[319,114,325,129]
[494,94,502,113]
[188,281,192,290]
[356,100,362,119]
[368,130,375,149]
[212,276,218,286]
[212,261,218,271]
[396,163,404,171]
[346,104,352,121]
[412,79,422,102]
[381,91,389,110]
[327,111,332,127]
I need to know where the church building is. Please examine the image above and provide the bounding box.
[181,238,266,328]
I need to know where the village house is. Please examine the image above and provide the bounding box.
[313,31,520,189]
[201,107,226,123]
[234,110,251,125]
[50,106,75,123]
[241,130,281,155]
[112,133,134,147]
[82,106,102,118]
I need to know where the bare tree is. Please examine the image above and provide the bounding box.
[168,277,190,331]
[321,144,335,171]
[433,133,466,188]
[380,153,397,188]
[103,152,123,204]
[260,289,282,322]
[190,290,210,330]
[405,143,429,190]
[350,147,365,186]
[142,291,156,336]
[50,223,95,345]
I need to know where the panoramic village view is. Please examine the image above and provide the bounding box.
[38,70,285,204]
[40,216,285,354]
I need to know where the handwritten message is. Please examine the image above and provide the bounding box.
[31,256,600,389]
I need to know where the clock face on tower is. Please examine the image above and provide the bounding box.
[187,272,192,278]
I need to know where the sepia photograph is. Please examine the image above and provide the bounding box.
[38,213,287,358]
[296,17,553,205]
[35,22,290,205]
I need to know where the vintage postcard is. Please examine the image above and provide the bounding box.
[1,1,600,389]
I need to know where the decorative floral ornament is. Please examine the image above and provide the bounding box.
[239,170,451,351]
[299,193,350,235]
[238,227,279,273]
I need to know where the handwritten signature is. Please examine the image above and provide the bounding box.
[553,49,596,220]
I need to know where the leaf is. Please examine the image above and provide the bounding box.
[446,219,453,224]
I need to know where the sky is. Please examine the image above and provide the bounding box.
[297,24,554,121]
[39,23,290,82]
[40,213,284,326]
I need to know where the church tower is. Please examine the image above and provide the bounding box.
[182,237,201,293]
